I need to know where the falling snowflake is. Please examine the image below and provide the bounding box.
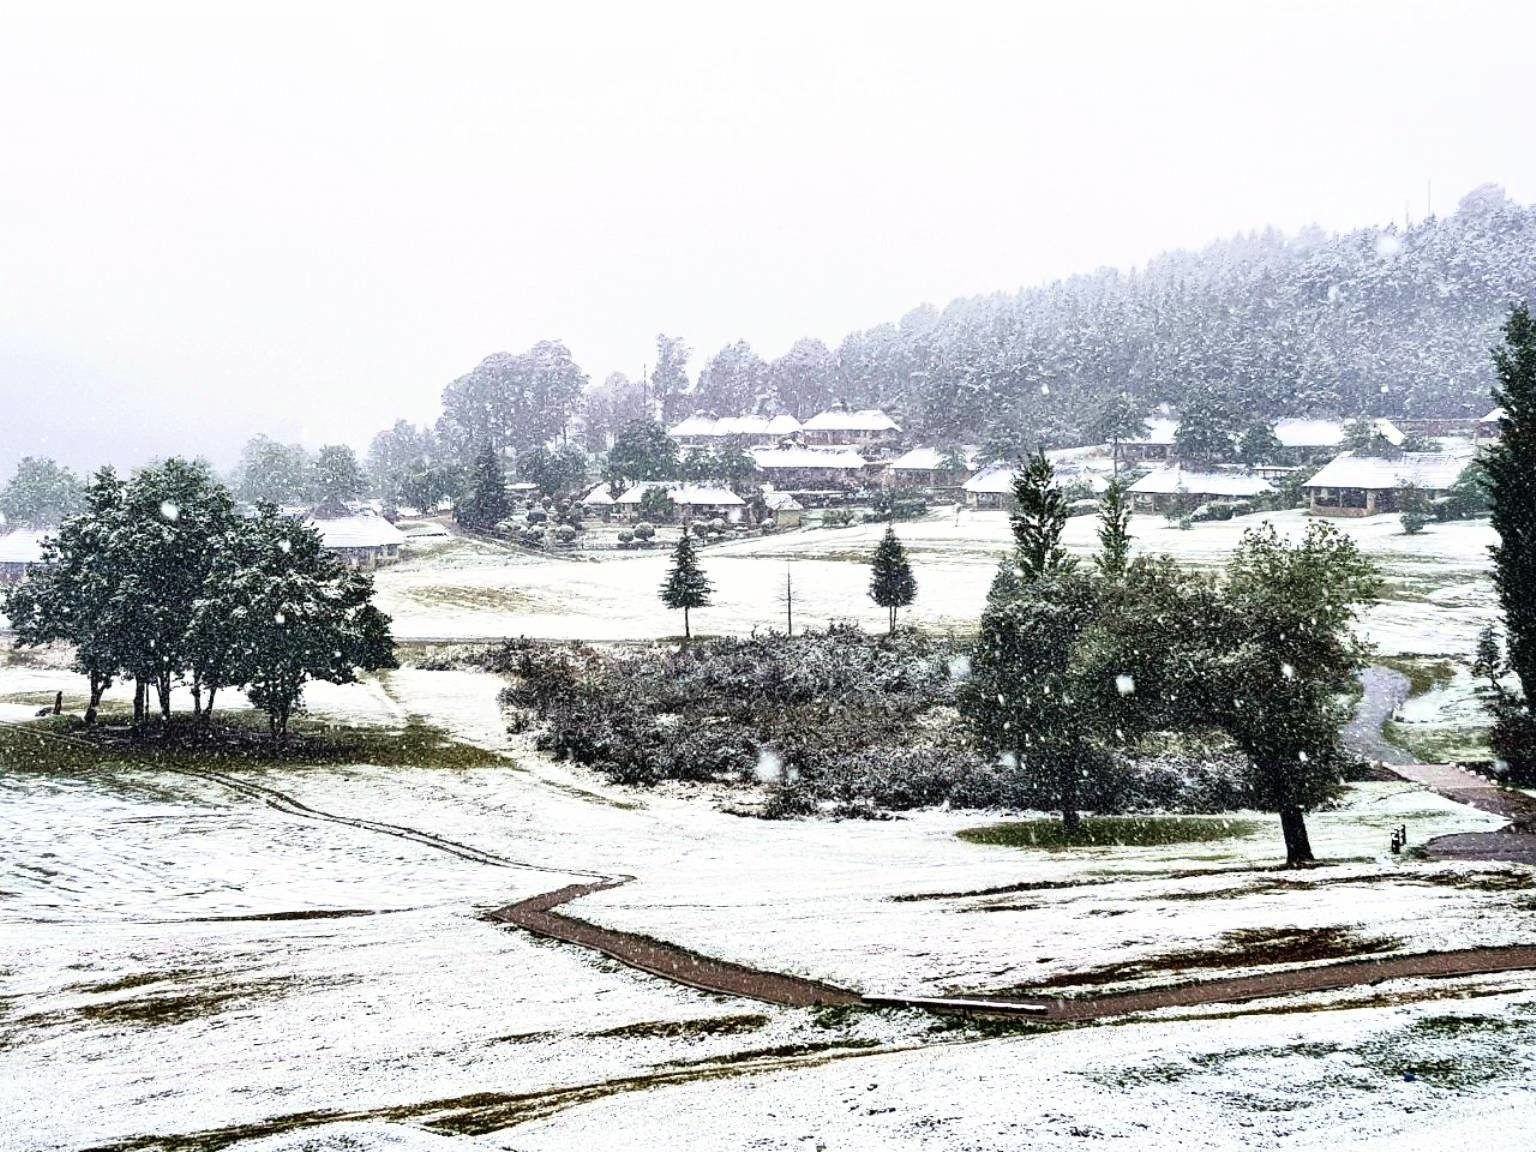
[278,539,291,554]
[1280,662,1295,679]
[160,501,179,521]
[274,612,286,625]
[1115,674,1136,697]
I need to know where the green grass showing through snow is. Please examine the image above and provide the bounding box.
[957,815,1265,851]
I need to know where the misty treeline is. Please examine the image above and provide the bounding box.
[4,460,396,738]
[355,184,1534,495]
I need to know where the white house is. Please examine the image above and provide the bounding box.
[1477,407,1507,444]
[961,461,1109,510]
[1118,416,1180,462]
[800,405,901,449]
[883,446,978,489]
[762,490,805,528]
[0,529,49,585]
[1302,450,1473,517]
[1127,467,1273,514]
[307,513,407,568]
[615,482,745,522]
[667,413,802,448]
[749,446,868,487]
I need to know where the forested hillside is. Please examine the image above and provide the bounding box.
[657,183,1535,450]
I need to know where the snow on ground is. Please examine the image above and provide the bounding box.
[508,986,1536,1151]
[371,510,1501,662]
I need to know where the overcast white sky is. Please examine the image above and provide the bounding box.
[1,0,1532,469]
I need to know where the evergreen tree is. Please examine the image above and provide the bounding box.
[660,533,712,640]
[1235,422,1284,467]
[1094,477,1133,579]
[1173,389,1237,464]
[1091,392,1145,474]
[1009,450,1074,581]
[606,419,679,487]
[1482,302,1536,774]
[456,443,510,530]
[1398,481,1428,535]
[868,525,917,633]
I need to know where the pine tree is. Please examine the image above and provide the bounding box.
[1398,481,1428,535]
[1483,302,1536,775]
[868,525,917,633]
[1095,477,1132,579]
[457,443,510,530]
[660,533,712,640]
[1009,450,1074,582]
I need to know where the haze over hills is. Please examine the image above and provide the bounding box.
[4,184,1532,478]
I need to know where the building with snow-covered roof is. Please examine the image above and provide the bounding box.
[1302,450,1473,517]
[883,446,979,489]
[748,446,868,487]
[667,412,801,448]
[800,404,901,449]
[306,512,407,568]
[1118,416,1180,462]
[1477,407,1507,444]
[762,490,805,528]
[1127,467,1273,514]
[615,482,745,522]
[0,529,50,584]
[961,462,1109,511]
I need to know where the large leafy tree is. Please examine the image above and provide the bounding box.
[1173,388,1238,465]
[868,526,917,633]
[651,335,693,424]
[1091,393,1145,473]
[236,435,312,505]
[311,444,366,504]
[696,341,769,416]
[660,533,711,640]
[606,419,678,488]
[3,468,127,722]
[202,505,396,740]
[0,456,85,528]
[519,443,588,499]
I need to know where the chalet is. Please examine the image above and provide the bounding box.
[667,413,802,449]
[1477,407,1507,444]
[748,446,868,488]
[1273,418,1345,462]
[0,529,49,585]
[1302,450,1473,517]
[883,447,978,490]
[962,461,1109,511]
[307,512,407,568]
[1127,467,1273,514]
[800,404,901,450]
[615,482,746,522]
[762,490,805,528]
[1118,416,1180,462]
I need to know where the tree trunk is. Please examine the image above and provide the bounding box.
[86,675,105,726]
[133,679,145,727]
[1062,805,1082,833]
[157,673,173,722]
[204,686,218,724]
[889,605,896,634]
[684,606,691,641]
[190,684,202,721]
[1279,805,1315,867]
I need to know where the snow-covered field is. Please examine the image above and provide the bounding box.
[3,508,1528,1150]
[375,509,1501,661]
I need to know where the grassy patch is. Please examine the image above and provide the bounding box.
[23,976,297,1030]
[590,1013,769,1041]
[1382,721,1491,765]
[957,815,1265,851]
[982,925,1398,996]
[1377,655,1458,700]
[0,713,508,773]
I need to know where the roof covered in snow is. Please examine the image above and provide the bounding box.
[667,414,801,438]
[801,408,900,433]
[1123,416,1180,445]
[580,484,616,506]
[963,464,1109,496]
[1482,407,1507,424]
[887,447,977,472]
[1273,418,1346,448]
[307,514,407,549]
[1303,450,1473,492]
[763,491,804,511]
[0,529,49,564]
[1128,467,1274,497]
[749,447,868,471]
[615,482,744,507]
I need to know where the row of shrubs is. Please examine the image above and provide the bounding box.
[488,630,1259,819]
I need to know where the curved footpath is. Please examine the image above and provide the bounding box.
[9,715,1536,1024]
